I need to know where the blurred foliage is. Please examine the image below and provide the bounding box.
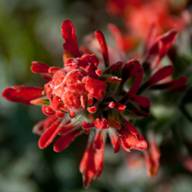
[0,0,192,192]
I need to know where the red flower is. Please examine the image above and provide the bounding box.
[107,0,186,39]
[2,19,186,187]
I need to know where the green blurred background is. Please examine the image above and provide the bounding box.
[0,0,192,191]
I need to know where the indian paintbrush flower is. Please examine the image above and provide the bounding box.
[2,19,187,187]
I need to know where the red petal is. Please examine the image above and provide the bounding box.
[108,129,120,153]
[144,65,174,88]
[94,141,104,177]
[147,41,159,59]
[122,59,144,95]
[79,144,93,174]
[148,30,177,59]
[120,122,148,151]
[151,76,187,91]
[79,143,96,187]
[128,94,151,109]
[38,119,61,149]
[31,61,49,74]
[80,141,105,188]
[43,115,58,130]
[53,129,81,153]
[130,108,149,117]
[61,19,80,58]
[2,86,43,104]
[144,139,160,176]
[94,118,109,129]
[48,66,61,74]
[95,30,109,67]
[41,106,55,116]
[94,130,104,149]
[159,30,177,59]
[105,61,123,74]
[33,115,58,135]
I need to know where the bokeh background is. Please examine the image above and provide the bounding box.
[0,0,192,192]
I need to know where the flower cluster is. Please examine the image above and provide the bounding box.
[2,19,187,187]
[107,0,187,39]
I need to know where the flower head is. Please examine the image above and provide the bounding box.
[2,19,187,187]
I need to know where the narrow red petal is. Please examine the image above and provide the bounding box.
[144,65,174,88]
[147,41,159,59]
[80,140,105,188]
[2,86,43,104]
[122,60,144,95]
[94,141,105,177]
[38,119,61,149]
[159,30,177,58]
[80,143,96,188]
[79,144,92,174]
[33,116,57,136]
[53,129,81,152]
[61,19,80,58]
[41,106,55,116]
[151,76,187,91]
[146,30,177,66]
[144,139,160,176]
[108,129,120,153]
[128,94,151,109]
[105,61,123,74]
[43,115,58,130]
[94,118,109,129]
[94,130,104,149]
[149,30,177,58]
[48,66,61,74]
[95,30,109,67]
[120,121,148,151]
[31,61,49,74]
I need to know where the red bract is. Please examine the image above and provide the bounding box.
[120,121,148,151]
[80,141,104,187]
[2,86,43,104]
[144,138,160,176]
[145,30,178,68]
[61,20,80,59]
[2,19,187,187]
